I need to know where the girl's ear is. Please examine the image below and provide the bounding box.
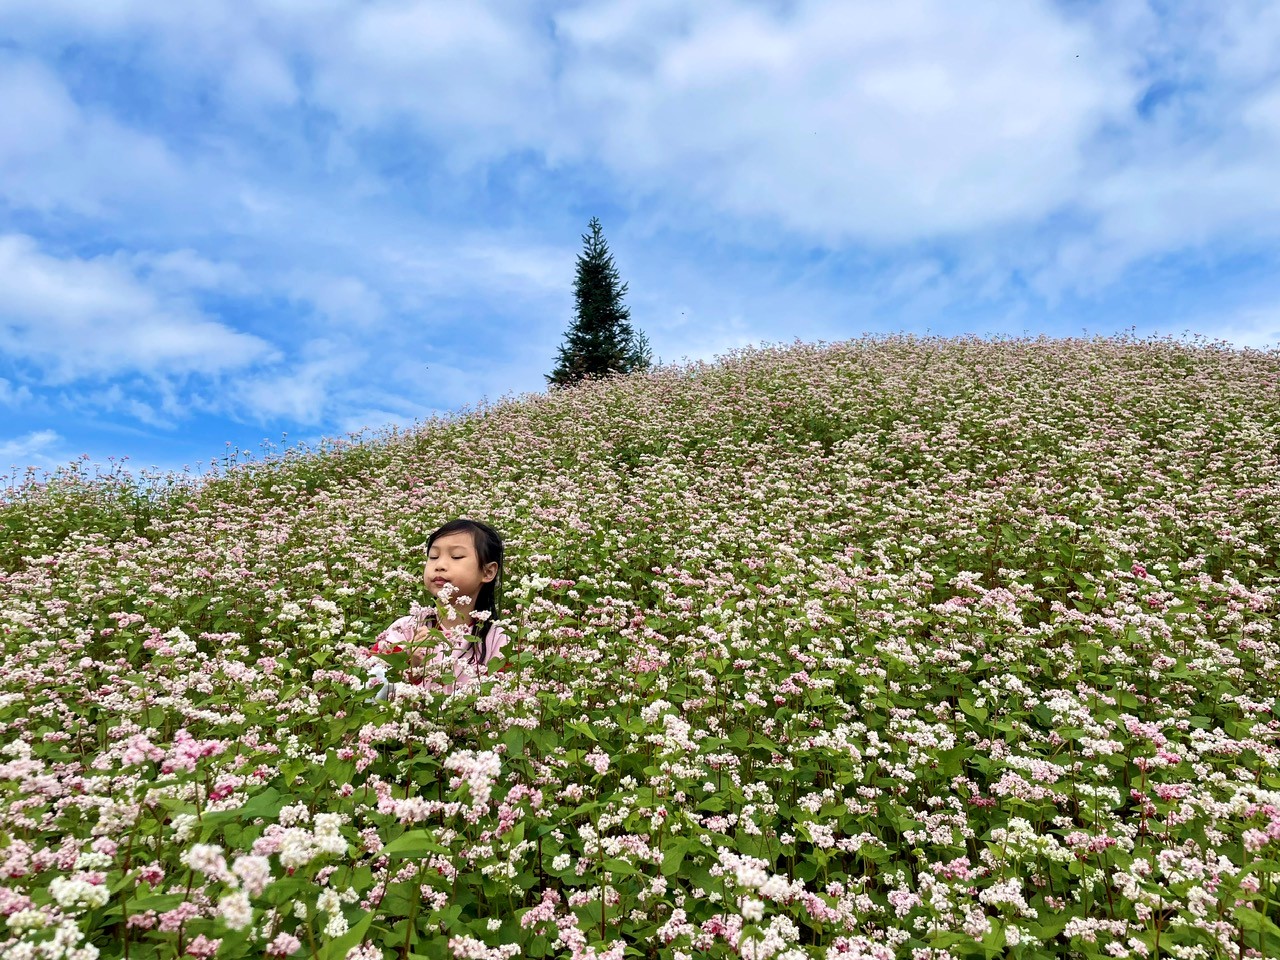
[480,561,498,584]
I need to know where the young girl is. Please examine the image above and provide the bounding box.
[368,519,508,698]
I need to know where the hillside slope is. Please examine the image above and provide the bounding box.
[2,334,1279,959]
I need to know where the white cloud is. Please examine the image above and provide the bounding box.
[379,238,573,301]
[334,408,430,436]
[6,0,1278,275]
[1197,305,1280,351]
[222,41,300,107]
[233,338,369,424]
[0,428,68,470]
[1011,1,1280,291]
[0,1,302,105]
[0,378,35,408]
[129,249,251,294]
[0,234,278,383]
[0,55,184,215]
[280,273,388,328]
[549,0,1135,243]
[307,2,552,155]
[1,2,1142,244]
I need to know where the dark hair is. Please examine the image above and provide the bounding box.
[426,518,504,665]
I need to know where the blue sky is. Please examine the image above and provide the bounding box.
[2,0,1280,479]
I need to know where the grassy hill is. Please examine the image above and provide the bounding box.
[2,334,1278,960]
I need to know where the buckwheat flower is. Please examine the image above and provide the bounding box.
[978,877,1036,918]
[266,932,303,956]
[278,828,319,869]
[324,913,349,938]
[231,854,272,896]
[279,804,310,826]
[219,891,253,931]
[6,909,48,931]
[49,876,109,912]
[741,898,765,922]
[1243,828,1269,853]
[181,843,231,882]
[317,889,342,915]
[171,813,198,842]
[424,731,451,754]
[585,749,610,775]
[443,749,502,806]
[75,852,113,870]
[641,699,671,724]
[314,814,348,855]
[446,936,520,959]
[186,935,221,959]
[315,812,345,835]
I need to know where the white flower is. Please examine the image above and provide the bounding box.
[181,843,230,881]
[314,812,345,834]
[219,892,253,931]
[231,855,272,897]
[279,804,310,826]
[317,889,342,916]
[278,828,318,869]
[6,909,48,931]
[49,877,110,912]
[323,913,349,938]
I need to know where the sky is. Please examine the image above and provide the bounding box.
[2,0,1280,480]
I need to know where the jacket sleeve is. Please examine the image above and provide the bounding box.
[372,614,419,654]
[483,624,509,667]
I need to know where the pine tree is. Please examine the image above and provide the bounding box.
[547,218,651,387]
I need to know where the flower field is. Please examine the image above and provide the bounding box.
[2,334,1280,960]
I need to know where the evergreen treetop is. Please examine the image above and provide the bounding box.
[547,217,651,387]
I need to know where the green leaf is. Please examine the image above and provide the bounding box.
[1234,905,1280,938]
[383,830,448,859]
[318,910,374,960]
[502,727,526,756]
[661,841,688,876]
[239,786,285,820]
[981,917,1006,959]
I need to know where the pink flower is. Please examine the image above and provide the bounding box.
[1244,829,1270,853]
[266,932,303,956]
[186,935,221,959]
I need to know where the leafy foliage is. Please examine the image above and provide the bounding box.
[2,334,1279,960]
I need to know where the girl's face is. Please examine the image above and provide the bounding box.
[424,531,497,608]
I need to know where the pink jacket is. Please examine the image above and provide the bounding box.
[370,608,509,695]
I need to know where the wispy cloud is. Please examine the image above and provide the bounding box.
[0,234,277,383]
[0,428,70,471]
[1194,304,1280,351]
[0,55,183,216]
[550,0,1134,243]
